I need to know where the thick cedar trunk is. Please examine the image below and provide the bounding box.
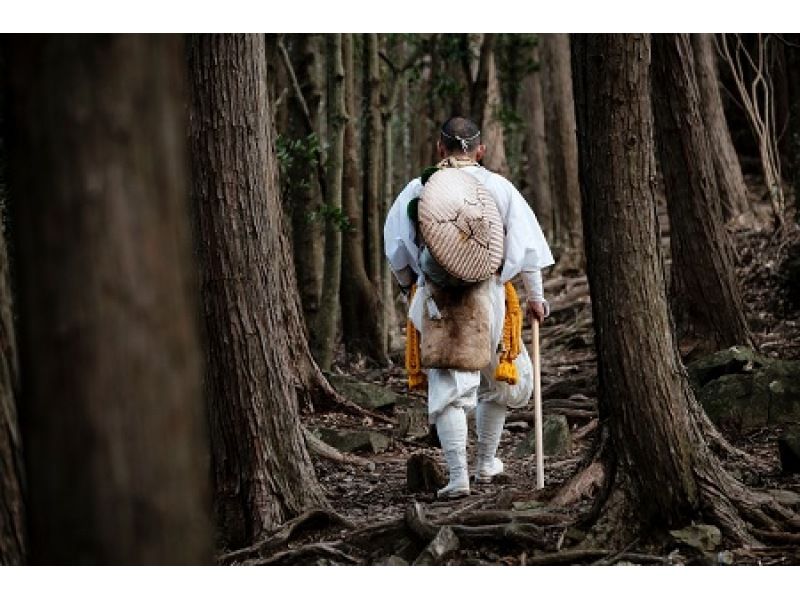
[0,216,24,564]
[541,33,582,256]
[521,39,554,240]
[340,34,386,362]
[572,33,787,544]
[313,33,345,370]
[691,33,750,219]
[481,42,510,177]
[6,34,211,564]
[572,33,700,525]
[651,34,752,351]
[286,34,326,334]
[189,34,328,550]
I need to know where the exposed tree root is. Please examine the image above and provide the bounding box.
[246,541,360,565]
[303,427,375,470]
[218,508,353,564]
[551,461,605,507]
[522,548,668,566]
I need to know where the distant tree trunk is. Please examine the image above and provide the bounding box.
[285,34,326,335]
[312,33,346,370]
[189,34,329,550]
[521,39,554,240]
[481,42,510,177]
[340,34,386,362]
[691,33,750,219]
[0,216,24,565]
[6,34,211,564]
[541,33,582,258]
[651,34,752,351]
[572,33,791,545]
[785,34,800,221]
[364,34,384,287]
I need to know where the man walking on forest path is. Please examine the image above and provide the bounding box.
[384,117,553,498]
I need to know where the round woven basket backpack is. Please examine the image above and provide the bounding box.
[418,168,504,283]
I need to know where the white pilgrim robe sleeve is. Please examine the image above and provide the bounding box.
[383,178,424,280]
[497,177,555,284]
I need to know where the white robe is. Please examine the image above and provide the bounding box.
[384,165,553,422]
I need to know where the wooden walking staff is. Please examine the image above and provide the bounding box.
[532,319,544,489]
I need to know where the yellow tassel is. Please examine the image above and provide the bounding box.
[405,285,427,391]
[495,282,523,385]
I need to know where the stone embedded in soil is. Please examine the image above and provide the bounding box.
[505,421,530,433]
[395,396,429,438]
[406,452,446,492]
[316,427,391,454]
[514,414,572,458]
[413,526,459,565]
[778,429,800,474]
[687,347,800,432]
[669,524,722,552]
[326,373,399,410]
[512,500,544,511]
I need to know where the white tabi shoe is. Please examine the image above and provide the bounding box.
[435,405,470,499]
[473,400,506,484]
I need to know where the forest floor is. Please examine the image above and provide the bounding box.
[231,208,800,566]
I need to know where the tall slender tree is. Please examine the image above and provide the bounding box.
[340,34,386,362]
[541,33,582,258]
[651,34,752,351]
[6,34,211,564]
[521,38,554,240]
[312,33,346,370]
[572,32,797,545]
[189,34,329,550]
[691,33,750,220]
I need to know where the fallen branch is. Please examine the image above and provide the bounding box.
[246,541,360,565]
[522,549,667,566]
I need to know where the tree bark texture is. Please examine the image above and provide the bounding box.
[286,34,326,334]
[481,41,510,177]
[651,34,752,351]
[572,33,704,526]
[340,34,386,362]
[189,34,329,550]
[785,34,800,220]
[6,34,211,564]
[312,33,345,370]
[521,39,554,240]
[572,34,781,543]
[364,34,384,287]
[0,215,24,565]
[691,33,750,219]
[541,33,582,255]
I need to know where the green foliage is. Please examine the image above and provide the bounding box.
[276,132,321,191]
[420,166,440,186]
[308,203,354,232]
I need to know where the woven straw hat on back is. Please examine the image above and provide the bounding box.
[418,168,504,283]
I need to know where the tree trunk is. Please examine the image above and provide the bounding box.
[521,39,554,240]
[691,33,750,219]
[572,33,792,545]
[651,34,752,352]
[0,214,24,565]
[340,34,386,363]
[364,34,384,286]
[785,34,800,221]
[6,34,211,564]
[285,34,326,336]
[188,34,329,550]
[541,33,582,257]
[481,41,510,177]
[311,33,346,370]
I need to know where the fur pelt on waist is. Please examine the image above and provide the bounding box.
[420,279,493,370]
